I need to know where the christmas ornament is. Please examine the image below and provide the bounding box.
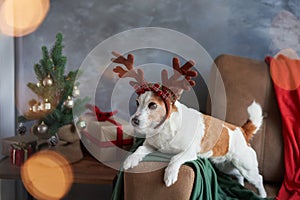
[48,135,58,146]
[72,86,80,98]
[17,123,27,135]
[44,99,51,110]
[36,82,41,87]
[63,96,74,109]
[42,75,53,87]
[76,119,87,130]
[37,121,48,134]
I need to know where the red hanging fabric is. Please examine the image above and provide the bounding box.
[267,55,300,200]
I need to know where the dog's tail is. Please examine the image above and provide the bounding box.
[242,101,263,143]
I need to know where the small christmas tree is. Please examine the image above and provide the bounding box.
[18,33,90,138]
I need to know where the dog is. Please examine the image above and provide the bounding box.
[112,52,267,198]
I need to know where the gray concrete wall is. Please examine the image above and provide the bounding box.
[16,0,300,115]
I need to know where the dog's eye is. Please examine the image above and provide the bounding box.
[136,100,139,107]
[148,102,157,110]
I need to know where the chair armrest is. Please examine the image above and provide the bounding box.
[124,162,194,200]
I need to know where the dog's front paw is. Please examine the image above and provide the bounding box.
[123,154,143,170]
[164,165,180,187]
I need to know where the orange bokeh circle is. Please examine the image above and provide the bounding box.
[270,54,300,91]
[21,150,73,200]
[0,0,50,37]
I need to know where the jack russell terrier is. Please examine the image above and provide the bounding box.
[112,52,267,197]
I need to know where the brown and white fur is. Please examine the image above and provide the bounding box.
[123,91,267,197]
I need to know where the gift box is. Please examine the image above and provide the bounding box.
[80,106,134,161]
[10,143,34,166]
[1,134,37,156]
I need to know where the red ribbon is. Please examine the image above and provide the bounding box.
[84,104,132,148]
[10,144,33,166]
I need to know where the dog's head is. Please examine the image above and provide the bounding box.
[112,51,198,134]
[130,91,175,134]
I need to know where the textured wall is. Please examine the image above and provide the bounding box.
[16,0,300,115]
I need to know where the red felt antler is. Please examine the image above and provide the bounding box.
[112,52,198,100]
[161,57,197,96]
[112,51,145,86]
[111,52,198,128]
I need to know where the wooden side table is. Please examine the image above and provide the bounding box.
[0,153,119,184]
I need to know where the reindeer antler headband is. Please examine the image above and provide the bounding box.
[112,51,198,128]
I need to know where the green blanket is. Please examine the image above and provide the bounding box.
[111,138,273,200]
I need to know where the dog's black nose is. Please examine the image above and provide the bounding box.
[131,117,140,126]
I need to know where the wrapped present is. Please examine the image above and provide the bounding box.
[1,134,37,156]
[80,105,134,161]
[10,143,34,166]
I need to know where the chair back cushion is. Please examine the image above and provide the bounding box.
[208,54,284,183]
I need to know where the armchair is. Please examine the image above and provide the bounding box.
[123,54,283,199]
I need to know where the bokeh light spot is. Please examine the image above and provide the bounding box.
[21,150,73,200]
[0,0,50,37]
[270,54,300,91]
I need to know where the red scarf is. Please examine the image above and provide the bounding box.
[267,55,300,200]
